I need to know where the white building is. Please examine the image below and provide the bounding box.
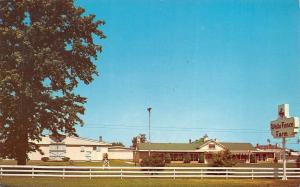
[108,146,133,160]
[29,135,111,161]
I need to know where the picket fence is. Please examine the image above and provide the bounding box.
[1,165,300,179]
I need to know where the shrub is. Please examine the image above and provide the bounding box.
[211,149,237,167]
[62,157,70,162]
[296,156,300,168]
[41,157,49,162]
[199,153,205,163]
[69,160,74,165]
[141,154,165,167]
[183,154,191,163]
[165,153,171,164]
[250,155,256,163]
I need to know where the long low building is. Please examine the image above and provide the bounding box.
[134,139,257,164]
[28,135,133,161]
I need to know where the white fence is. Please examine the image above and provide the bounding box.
[1,165,300,179]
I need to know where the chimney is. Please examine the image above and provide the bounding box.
[189,139,192,144]
[99,136,102,142]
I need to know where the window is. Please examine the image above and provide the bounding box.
[49,144,66,160]
[80,146,85,152]
[96,146,102,152]
[208,144,215,149]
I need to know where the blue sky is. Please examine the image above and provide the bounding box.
[74,0,300,149]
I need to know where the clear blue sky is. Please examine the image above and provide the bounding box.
[74,0,300,150]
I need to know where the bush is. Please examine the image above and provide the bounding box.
[41,157,49,162]
[183,154,191,163]
[296,156,300,168]
[199,153,205,163]
[211,149,237,167]
[62,157,70,162]
[69,160,74,165]
[165,153,171,164]
[250,155,256,163]
[141,154,165,167]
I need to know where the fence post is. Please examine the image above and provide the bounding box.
[0,167,2,179]
[226,169,228,179]
[121,169,123,179]
[63,168,65,179]
[32,167,34,178]
[89,168,92,179]
[173,169,175,179]
[201,169,203,179]
[251,169,254,180]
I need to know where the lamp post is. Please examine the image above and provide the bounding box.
[147,107,152,142]
[147,107,152,158]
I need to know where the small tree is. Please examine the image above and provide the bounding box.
[165,153,171,164]
[211,149,237,167]
[132,134,147,149]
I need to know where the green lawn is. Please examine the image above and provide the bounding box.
[1,160,297,168]
[0,177,299,187]
[166,162,297,168]
[0,160,135,167]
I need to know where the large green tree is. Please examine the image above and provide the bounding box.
[0,0,105,165]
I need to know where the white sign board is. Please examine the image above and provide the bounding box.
[270,104,299,138]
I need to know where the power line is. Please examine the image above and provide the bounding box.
[79,122,270,133]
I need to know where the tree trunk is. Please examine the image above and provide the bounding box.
[16,132,28,165]
[16,153,27,165]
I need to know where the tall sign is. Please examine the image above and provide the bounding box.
[270,104,299,180]
[270,104,299,138]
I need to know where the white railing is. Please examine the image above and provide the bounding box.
[0,165,300,179]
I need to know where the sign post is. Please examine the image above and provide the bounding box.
[270,104,299,180]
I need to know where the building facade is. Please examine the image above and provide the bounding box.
[28,135,111,161]
[134,139,256,164]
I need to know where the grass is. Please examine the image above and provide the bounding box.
[0,160,135,167]
[166,162,297,168]
[1,160,297,168]
[0,177,300,187]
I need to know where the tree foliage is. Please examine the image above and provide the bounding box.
[0,0,105,165]
[132,134,147,149]
[140,153,165,167]
[211,149,237,167]
[111,142,125,147]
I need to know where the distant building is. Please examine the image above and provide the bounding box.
[254,143,296,163]
[28,135,133,161]
[254,144,282,162]
[29,135,111,161]
[108,146,133,160]
[134,139,256,164]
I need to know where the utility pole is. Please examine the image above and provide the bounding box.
[147,107,152,158]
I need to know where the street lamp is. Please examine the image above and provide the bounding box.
[147,107,152,142]
[147,107,152,158]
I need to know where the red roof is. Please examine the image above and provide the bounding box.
[256,144,281,150]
